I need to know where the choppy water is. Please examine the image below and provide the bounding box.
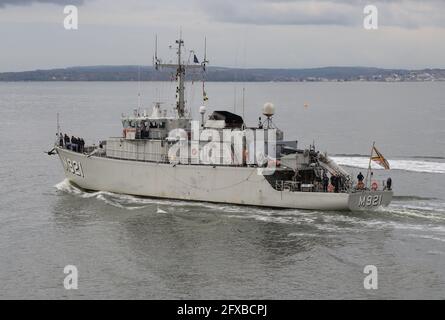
[0,82,444,299]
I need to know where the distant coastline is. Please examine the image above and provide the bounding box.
[1,66,444,82]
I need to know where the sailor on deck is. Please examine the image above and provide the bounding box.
[322,172,329,192]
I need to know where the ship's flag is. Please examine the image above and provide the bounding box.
[371,145,390,169]
[194,54,199,64]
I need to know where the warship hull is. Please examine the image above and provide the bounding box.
[56,147,393,211]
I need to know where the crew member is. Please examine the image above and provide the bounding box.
[386,177,392,190]
[58,133,64,147]
[64,134,70,147]
[357,172,364,182]
[322,172,329,192]
[337,176,343,192]
[330,175,339,193]
[71,136,77,152]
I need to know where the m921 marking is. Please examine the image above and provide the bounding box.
[359,195,382,207]
[66,158,84,178]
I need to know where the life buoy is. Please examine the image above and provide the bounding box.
[191,147,198,156]
[328,184,334,192]
[357,181,364,190]
[371,182,378,191]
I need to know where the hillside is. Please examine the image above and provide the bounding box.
[1,66,444,82]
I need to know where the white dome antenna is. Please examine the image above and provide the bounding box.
[262,102,276,129]
[262,102,275,118]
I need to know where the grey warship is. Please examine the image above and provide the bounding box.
[51,36,393,211]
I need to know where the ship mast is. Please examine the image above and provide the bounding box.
[154,33,208,118]
[176,35,185,117]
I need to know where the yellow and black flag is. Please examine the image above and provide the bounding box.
[371,145,390,169]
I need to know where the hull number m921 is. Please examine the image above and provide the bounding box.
[66,158,84,178]
[359,195,383,207]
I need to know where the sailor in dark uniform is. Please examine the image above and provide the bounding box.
[322,172,329,192]
[386,177,392,190]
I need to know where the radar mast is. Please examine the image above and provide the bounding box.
[154,32,208,118]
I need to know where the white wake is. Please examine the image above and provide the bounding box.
[331,156,445,174]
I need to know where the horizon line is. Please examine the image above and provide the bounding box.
[2,65,445,73]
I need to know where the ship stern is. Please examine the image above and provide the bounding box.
[348,190,393,211]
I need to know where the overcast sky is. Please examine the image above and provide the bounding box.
[0,0,444,72]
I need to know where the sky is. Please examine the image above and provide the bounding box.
[0,0,444,72]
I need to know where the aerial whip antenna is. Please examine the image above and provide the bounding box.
[202,37,209,103]
[154,34,160,70]
[202,37,209,71]
[137,66,141,109]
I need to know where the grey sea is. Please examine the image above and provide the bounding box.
[0,81,444,299]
